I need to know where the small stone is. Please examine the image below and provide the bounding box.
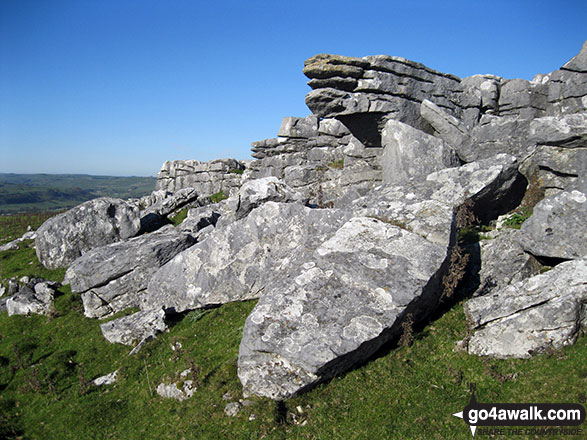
[224,402,241,417]
[92,370,118,386]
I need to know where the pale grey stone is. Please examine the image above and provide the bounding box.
[92,370,118,386]
[35,197,141,269]
[277,116,318,139]
[100,309,167,346]
[561,40,587,73]
[473,229,541,297]
[237,154,523,399]
[528,112,587,147]
[420,99,472,160]
[224,402,242,417]
[519,190,587,260]
[235,177,304,220]
[156,158,244,194]
[463,259,587,358]
[156,381,196,401]
[381,119,460,184]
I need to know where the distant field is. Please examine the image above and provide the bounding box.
[0,173,157,214]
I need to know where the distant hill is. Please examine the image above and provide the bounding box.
[0,173,157,214]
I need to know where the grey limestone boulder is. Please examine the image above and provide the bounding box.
[463,259,587,358]
[143,202,353,314]
[519,189,587,260]
[65,226,197,318]
[381,119,460,185]
[100,309,167,346]
[561,40,587,73]
[528,112,587,147]
[238,216,449,399]
[35,197,141,269]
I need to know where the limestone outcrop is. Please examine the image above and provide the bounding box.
[155,158,245,195]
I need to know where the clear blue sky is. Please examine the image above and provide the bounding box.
[1,0,585,176]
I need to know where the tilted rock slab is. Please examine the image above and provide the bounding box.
[35,197,141,269]
[65,226,196,318]
[463,258,587,358]
[519,189,587,260]
[143,202,353,313]
[238,154,522,399]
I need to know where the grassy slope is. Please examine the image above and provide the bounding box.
[0,174,157,214]
[0,214,585,439]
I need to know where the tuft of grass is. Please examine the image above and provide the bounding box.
[501,207,532,229]
[168,208,188,226]
[327,159,344,169]
[229,168,244,175]
[210,190,228,204]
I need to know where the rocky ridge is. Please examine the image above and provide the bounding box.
[3,41,586,401]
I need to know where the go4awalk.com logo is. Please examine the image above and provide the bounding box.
[452,385,586,437]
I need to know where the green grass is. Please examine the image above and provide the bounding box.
[501,207,533,229]
[168,208,189,226]
[327,159,344,169]
[210,190,228,204]
[1,213,585,439]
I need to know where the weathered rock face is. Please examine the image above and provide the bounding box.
[302,43,586,167]
[35,198,141,269]
[100,309,167,346]
[381,119,460,184]
[65,226,197,318]
[463,258,587,358]
[235,177,304,220]
[520,112,587,197]
[519,189,587,260]
[143,202,353,313]
[238,154,523,399]
[155,159,245,195]
[472,228,542,297]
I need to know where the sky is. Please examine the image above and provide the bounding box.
[0,0,586,177]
